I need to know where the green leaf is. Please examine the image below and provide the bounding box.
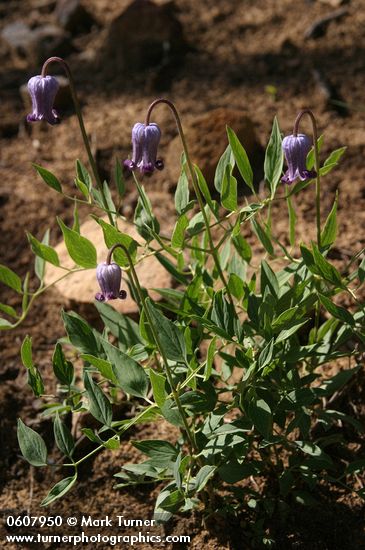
[0,318,13,328]
[33,164,62,193]
[261,260,279,298]
[94,217,138,267]
[58,218,97,268]
[194,165,217,217]
[94,301,142,348]
[171,214,188,249]
[252,219,274,256]
[321,193,338,248]
[161,399,184,427]
[319,294,354,326]
[227,126,254,193]
[108,347,149,398]
[72,202,80,233]
[316,366,359,397]
[21,335,33,369]
[221,164,238,211]
[211,290,236,336]
[76,159,92,190]
[214,144,234,193]
[62,310,99,355]
[228,273,244,300]
[150,370,167,408]
[27,231,60,267]
[294,441,332,464]
[258,338,274,370]
[0,264,22,293]
[17,419,47,466]
[312,244,343,287]
[54,414,74,458]
[346,459,365,475]
[158,488,185,513]
[320,146,346,176]
[0,303,17,318]
[276,320,308,343]
[74,177,89,199]
[84,371,113,426]
[264,116,283,197]
[102,180,117,221]
[132,440,178,468]
[52,343,74,386]
[231,234,252,263]
[81,354,116,383]
[194,465,216,492]
[145,299,187,362]
[21,336,44,397]
[41,474,77,506]
[247,398,272,438]
[175,160,190,214]
[204,337,217,381]
[115,158,126,197]
[359,256,365,284]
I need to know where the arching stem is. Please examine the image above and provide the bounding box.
[293,109,321,247]
[106,243,198,454]
[146,98,235,308]
[41,57,114,226]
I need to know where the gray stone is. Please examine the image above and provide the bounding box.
[55,0,96,33]
[1,21,71,65]
[102,0,187,73]
[1,22,34,59]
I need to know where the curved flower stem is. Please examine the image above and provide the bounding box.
[293,109,321,247]
[146,98,235,308]
[107,243,198,454]
[41,57,114,226]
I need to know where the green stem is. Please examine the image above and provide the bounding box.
[41,57,114,226]
[145,98,235,308]
[293,109,321,247]
[106,243,198,454]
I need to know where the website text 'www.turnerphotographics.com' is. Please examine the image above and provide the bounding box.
[3,514,191,546]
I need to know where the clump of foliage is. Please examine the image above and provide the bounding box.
[1,56,364,546]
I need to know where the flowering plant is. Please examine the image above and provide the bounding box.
[1,57,364,544]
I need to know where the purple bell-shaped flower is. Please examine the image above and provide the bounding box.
[281,133,316,185]
[124,122,163,175]
[27,75,60,125]
[95,262,127,302]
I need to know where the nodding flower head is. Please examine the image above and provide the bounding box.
[281,133,316,185]
[95,262,127,302]
[27,75,60,125]
[124,122,164,175]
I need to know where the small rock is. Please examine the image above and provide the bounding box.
[319,0,349,6]
[55,0,96,33]
[1,21,72,65]
[44,216,172,316]
[304,8,348,40]
[31,24,73,63]
[1,22,34,59]
[102,0,187,73]
[166,108,263,191]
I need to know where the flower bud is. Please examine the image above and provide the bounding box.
[281,133,316,184]
[95,262,127,302]
[124,122,163,175]
[27,75,60,125]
